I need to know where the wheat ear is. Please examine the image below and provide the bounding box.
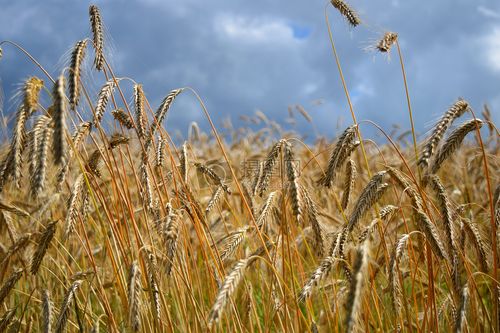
[300,186,325,256]
[30,115,53,198]
[419,99,470,167]
[0,308,16,331]
[54,280,82,333]
[430,119,483,174]
[284,141,302,223]
[51,74,67,166]
[206,186,224,215]
[258,139,286,196]
[347,171,388,232]
[376,32,398,53]
[142,249,161,320]
[317,125,357,187]
[180,141,188,183]
[0,77,43,190]
[89,5,104,70]
[341,159,357,211]
[148,88,184,143]
[1,234,32,267]
[69,40,87,109]
[414,209,447,259]
[162,205,181,276]
[330,0,361,27]
[93,79,117,126]
[344,238,371,333]
[30,220,58,275]
[112,108,134,129]
[388,234,410,316]
[256,191,278,231]
[42,289,52,333]
[134,84,147,139]
[128,261,141,332]
[0,268,23,303]
[455,284,469,333]
[208,256,259,326]
[462,217,489,272]
[428,175,456,258]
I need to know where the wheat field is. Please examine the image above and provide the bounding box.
[0,2,499,332]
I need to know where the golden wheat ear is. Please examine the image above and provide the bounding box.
[429,119,483,174]
[51,74,67,166]
[128,261,141,332]
[112,108,134,129]
[418,99,470,167]
[0,308,16,331]
[344,238,371,333]
[330,0,361,27]
[41,289,53,333]
[376,32,398,53]
[0,268,23,304]
[89,5,104,71]
[93,79,117,126]
[54,280,82,333]
[317,125,357,188]
[30,220,58,275]
[69,40,88,109]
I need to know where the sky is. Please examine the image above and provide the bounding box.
[0,0,499,141]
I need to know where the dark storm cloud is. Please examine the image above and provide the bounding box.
[0,0,499,140]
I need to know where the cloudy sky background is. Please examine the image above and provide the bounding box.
[0,0,499,141]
